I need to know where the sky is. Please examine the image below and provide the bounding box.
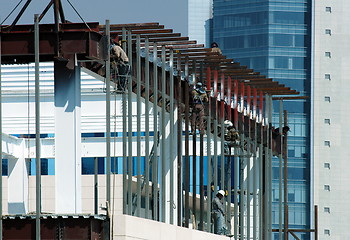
[0,0,188,35]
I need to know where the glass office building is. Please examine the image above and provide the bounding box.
[212,0,311,238]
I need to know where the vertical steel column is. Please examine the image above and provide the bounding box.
[268,96,273,239]
[94,157,98,214]
[219,73,226,231]
[152,42,159,220]
[122,27,128,215]
[144,38,150,218]
[220,73,225,192]
[258,91,264,240]
[283,110,289,240]
[264,123,269,240]
[246,86,251,240]
[184,56,190,227]
[279,100,283,239]
[160,45,166,222]
[213,70,218,198]
[226,77,232,235]
[252,89,258,240]
[136,35,142,217]
[192,60,197,226]
[176,52,182,226]
[0,19,3,240]
[169,48,175,224]
[105,19,111,210]
[239,82,245,240]
[259,133,263,240]
[253,121,258,240]
[34,14,41,240]
[199,63,204,231]
[233,80,239,239]
[127,30,133,215]
[206,67,212,232]
[263,94,270,240]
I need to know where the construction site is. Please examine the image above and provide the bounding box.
[0,1,317,239]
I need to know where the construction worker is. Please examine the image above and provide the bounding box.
[223,120,240,154]
[211,42,222,55]
[191,82,208,134]
[110,41,130,91]
[212,190,227,235]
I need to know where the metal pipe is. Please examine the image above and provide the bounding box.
[34,14,41,240]
[127,30,133,215]
[105,19,111,211]
[161,45,166,222]
[152,42,158,221]
[144,38,150,218]
[122,27,127,215]
[169,48,175,224]
[136,34,142,217]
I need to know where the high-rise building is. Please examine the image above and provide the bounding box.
[212,0,312,239]
[188,0,213,45]
[312,1,350,239]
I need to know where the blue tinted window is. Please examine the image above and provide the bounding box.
[29,158,55,175]
[82,157,105,175]
[2,159,8,176]
[272,12,305,25]
[273,34,293,46]
[275,57,289,69]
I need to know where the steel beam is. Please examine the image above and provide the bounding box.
[136,34,142,217]
[34,14,41,240]
[122,27,128,215]
[152,42,159,221]
[144,38,150,218]
[169,48,175,224]
[105,19,111,212]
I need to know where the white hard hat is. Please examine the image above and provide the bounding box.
[218,190,225,196]
[224,120,233,127]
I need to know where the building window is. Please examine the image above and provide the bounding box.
[324,162,331,169]
[324,207,330,213]
[2,159,8,176]
[324,185,330,191]
[324,96,331,102]
[28,158,55,175]
[325,52,331,58]
[324,141,331,147]
[324,119,331,124]
[325,29,332,35]
[325,7,332,13]
[324,229,330,235]
[325,74,331,80]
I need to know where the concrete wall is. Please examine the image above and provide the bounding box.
[112,214,227,240]
[313,0,350,239]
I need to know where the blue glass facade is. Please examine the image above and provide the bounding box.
[213,0,311,238]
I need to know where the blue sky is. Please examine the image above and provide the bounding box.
[0,0,188,35]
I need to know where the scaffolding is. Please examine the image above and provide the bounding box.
[0,1,318,239]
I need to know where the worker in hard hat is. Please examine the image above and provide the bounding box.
[190,81,208,134]
[110,40,130,91]
[212,190,227,235]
